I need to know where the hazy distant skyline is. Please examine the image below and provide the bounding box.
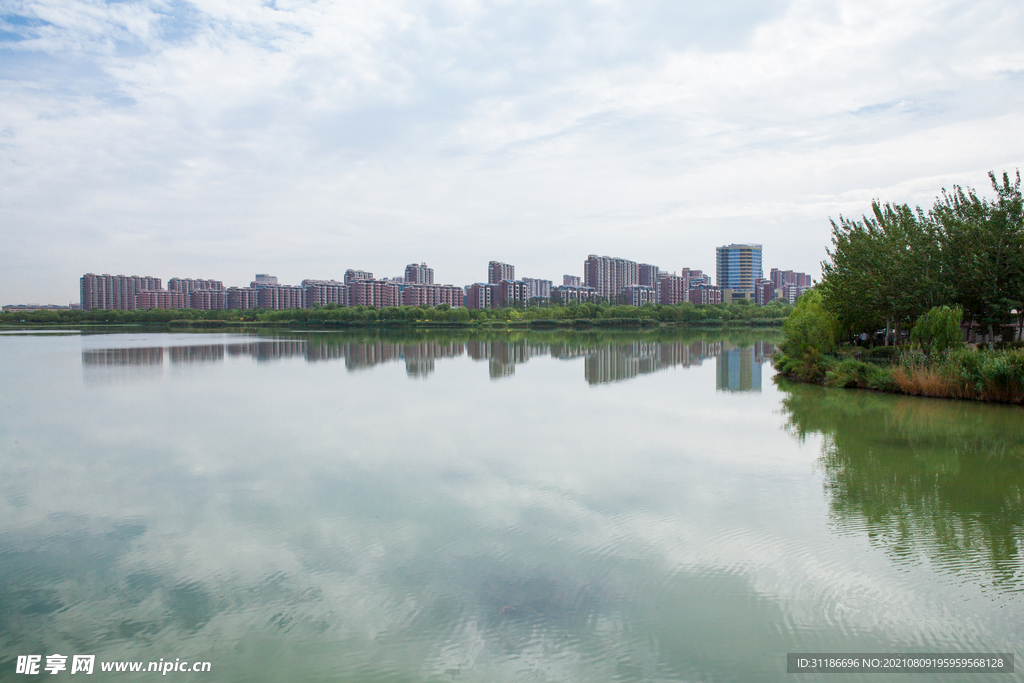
[2,0,1023,304]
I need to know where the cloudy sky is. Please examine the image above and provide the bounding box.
[1,0,1023,304]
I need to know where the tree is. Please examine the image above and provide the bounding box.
[777,288,839,381]
[910,305,963,354]
[932,171,1024,343]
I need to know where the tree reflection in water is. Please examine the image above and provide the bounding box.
[778,379,1024,593]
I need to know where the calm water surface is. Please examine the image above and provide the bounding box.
[0,329,1021,682]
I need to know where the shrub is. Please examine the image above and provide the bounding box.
[977,349,1024,402]
[824,358,893,389]
[868,346,899,360]
[779,289,839,360]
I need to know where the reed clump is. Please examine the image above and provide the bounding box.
[867,348,1024,403]
[776,344,1024,404]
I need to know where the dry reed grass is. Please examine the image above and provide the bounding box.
[980,384,1024,403]
[890,366,975,399]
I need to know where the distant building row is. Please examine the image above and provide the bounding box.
[80,270,462,311]
[79,249,814,312]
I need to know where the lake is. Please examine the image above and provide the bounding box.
[0,328,1020,682]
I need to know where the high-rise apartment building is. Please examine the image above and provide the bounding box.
[256,285,306,310]
[780,284,811,304]
[80,273,162,311]
[136,290,186,310]
[638,264,660,287]
[190,290,227,310]
[716,244,763,300]
[488,261,515,284]
[621,284,656,307]
[493,280,530,308]
[521,277,552,299]
[303,280,349,308]
[769,268,812,289]
[551,285,596,305]
[680,268,710,290]
[657,273,687,305]
[254,274,278,286]
[404,263,434,284]
[167,277,225,309]
[584,255,638,302]
[168,278,224,294]
[349,280,399,309]
[466,283,494,310]
[227,287,259,310]
[401,284,463,308]
[563,275,582,287]
[344,269,374,284]
[689,284,723,305]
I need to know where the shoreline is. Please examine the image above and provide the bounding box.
[772,352,1024,406]
[0,318,786,331]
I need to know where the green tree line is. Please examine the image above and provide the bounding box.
[2,300,792,327]
[822,170,1024,344]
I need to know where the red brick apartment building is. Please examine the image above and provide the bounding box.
[657,273,687,305]
[487,261,515,284]
[466,283,493,309]
[584,255,639,301]
[303,280,349,307]
[135,290,186,309]
[227,287,259,310]
[190,290,227,310]
[404,263,434,284]
[80,274,162,310]
[349,280,400,308]
[401,284,463,308]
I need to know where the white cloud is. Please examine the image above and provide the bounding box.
[1,0,1022,301]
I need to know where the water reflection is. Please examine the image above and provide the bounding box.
[81,330,775,388]
[83,347,165,365]
[5,329,1020,682]
[778,380,1024,594]
[715,341,773,392]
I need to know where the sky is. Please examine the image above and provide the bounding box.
[1,0,1023,304]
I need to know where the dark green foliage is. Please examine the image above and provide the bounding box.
[867,346,898,360]
[821,170,1024,345]
[823,358,896,391]
[780,170,1024,402]
[774,290,840,382]
[939,348,1024,400]
[1,301,792,328]
[931,171,1024,341]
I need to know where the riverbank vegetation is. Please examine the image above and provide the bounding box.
[1,299,792,328]
[774,170,1024,404]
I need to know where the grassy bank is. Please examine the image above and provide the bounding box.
[775,348,1024,404]
[772,290,1024,404]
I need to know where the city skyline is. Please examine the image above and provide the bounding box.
[2,2,1022,305]
[64,248,813,312]
[10,246,816,308]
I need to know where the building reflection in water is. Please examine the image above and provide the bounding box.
[82,347,166,383]
[83,347,165,366]
[714,341,773,392]
[467,340,531,379]
[583,340,721,385]
[82,334,775,386]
